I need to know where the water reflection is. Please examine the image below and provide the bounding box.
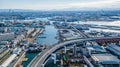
[36,25,58,45]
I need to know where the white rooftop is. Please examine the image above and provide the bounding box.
[92,54,120,64]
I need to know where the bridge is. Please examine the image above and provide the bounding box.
[28,37,120,67]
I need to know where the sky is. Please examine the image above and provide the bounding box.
[0,0,120,10]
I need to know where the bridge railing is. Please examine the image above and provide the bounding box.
[28,36,120,67]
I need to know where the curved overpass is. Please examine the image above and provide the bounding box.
[28,37,120,67]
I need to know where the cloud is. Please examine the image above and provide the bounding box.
[37,0,120,10]
[65,0,120,9]
[0,0,120,10]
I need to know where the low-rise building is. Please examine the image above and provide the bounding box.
[81,45,107,56]
[106,44,120,58]
[91,54,120,67]
[0,32,14,41]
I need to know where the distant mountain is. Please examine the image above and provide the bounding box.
[0,9,39,12]
[0,8,120,12]
[51,7,120,11]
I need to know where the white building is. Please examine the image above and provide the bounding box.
[13,34,25,47]
[1,54,17,67]
[0,32,14,41]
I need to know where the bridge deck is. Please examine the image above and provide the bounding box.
[28,37,120,67]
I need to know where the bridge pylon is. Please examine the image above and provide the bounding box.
[73,44,77,55]
[51,53,57,64]
[64,46,66,54]
[41,64,45,67]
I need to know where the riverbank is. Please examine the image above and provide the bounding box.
[36,25,59,46]
[26,28,44,43]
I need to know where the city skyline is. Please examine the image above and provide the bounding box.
[1,1,120,67]
[0,0,120,10]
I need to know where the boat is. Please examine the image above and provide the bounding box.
[38,36,46,38]
[27,44,42,53]
[22,57,28,61]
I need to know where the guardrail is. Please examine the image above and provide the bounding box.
[28,37,120,67]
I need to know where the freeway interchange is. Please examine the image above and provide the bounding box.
[28,37,120,67]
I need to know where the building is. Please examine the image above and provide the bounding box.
[0,45,9,59]
[0,22,5,27]
[13,34,25,47]
[106,44,120,58]
[91,54,120,67]
[0,32,14,41]
[81,45,107,56]
[74,24,89,30]
[81,44,120,67]
[1,54,17,67]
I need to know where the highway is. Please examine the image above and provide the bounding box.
[28,37,120,67]
[70,24,89,38]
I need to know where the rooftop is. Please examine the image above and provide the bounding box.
[86,45,107,53]
[92,54,120,64]
[107,44,120,52]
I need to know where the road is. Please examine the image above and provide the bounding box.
[28,37,120,67]
[70,25,88,38]
[13,52,25,67]
[8,52,25,67]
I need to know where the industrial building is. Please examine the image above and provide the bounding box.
[91,54,120,67]
[0,47,22,67]
[0,33,14,41]
[106,44,120,58]
[81,45,107,56]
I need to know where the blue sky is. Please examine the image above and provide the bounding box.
[0,0,120,10]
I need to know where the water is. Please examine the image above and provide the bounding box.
[35,17,59,45]
[35,18,49,21]
[36,25,58,45]
[71,21,120,26]
[23,18,120,66]
[45,59,58,67]
[70,21,120,33]
[22,25,58,67]
[89,28,120,33]
[22,53,38,67]
[22,18,58,67]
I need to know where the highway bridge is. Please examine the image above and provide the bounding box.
[28,37,120,67]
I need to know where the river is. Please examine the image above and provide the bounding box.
[36,25,58,45]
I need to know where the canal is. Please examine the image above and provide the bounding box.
[36,25,59,46]
[22,24,59,67]
[22,53,38,67]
